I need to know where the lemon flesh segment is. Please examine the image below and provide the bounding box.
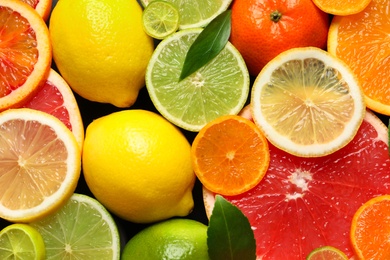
[0,224,46,260]
[142,0,180,39]
[146,29,250,132]
[30,193,120,260]
[141,0,233,29]
[251,47,365,157]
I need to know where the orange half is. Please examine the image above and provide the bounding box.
[0,0,52,112]
[328,0,390,115]
[312,0,372,15]
[351,195,390,259]
[191,115,270,196]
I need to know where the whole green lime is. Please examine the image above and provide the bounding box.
[122,218,210,259]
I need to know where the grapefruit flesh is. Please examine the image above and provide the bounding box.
[205,110,390,259]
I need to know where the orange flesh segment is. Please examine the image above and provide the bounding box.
[192,115,270,196]
[332,0,390,112]
[0,119,68,210]
[0,6,38,97]
[351,195,390,259]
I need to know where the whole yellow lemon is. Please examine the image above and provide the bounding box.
[49,0,154,107]
[82,109,196,223]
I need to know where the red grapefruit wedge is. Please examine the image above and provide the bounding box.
[20,0,52,21]
[21,69,84,148]
[204,109,390,259]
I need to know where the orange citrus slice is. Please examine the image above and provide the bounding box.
[328,0,390,116]
[0,108,81,222]
[191,115,270,196]
[312,0,372,15]
[21,69,84,149]
[350,194,390,259]
[20,0,52,21]
[251,47,365,157]
[0,0,52,112]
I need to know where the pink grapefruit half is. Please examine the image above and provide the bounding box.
[204,109,390,259]
[21,69,84,149]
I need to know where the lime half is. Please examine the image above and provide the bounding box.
[142,0,179,39]
[145,28,250,132]
[140,0,233,29]
[30,194,120,260]
[306,245,348,260]
[0,223,45,260]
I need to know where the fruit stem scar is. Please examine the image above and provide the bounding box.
[270,11,282,22]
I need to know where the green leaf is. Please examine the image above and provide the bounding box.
[179,10,232,81]
[207,195,256,260]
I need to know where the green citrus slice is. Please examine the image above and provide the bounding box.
[142,0,179,39]
[306,245,348,260]
[139,0,233,29]
[0,223,45,260]
[30,193,120,260]
[145,28,250,132]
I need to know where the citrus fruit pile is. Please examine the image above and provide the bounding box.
[1,0,390,259]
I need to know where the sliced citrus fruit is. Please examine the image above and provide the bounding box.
[191,115,269,196]
[312,0,372,15]
[142,0,180,40]
[203,109,390,259]
[146,28,250,132]
[251,47,365,157]
[0,0,52,112]
[20,0,53,21]
[139,0,232,29]
[21,69,84,148]
[0,223,45,260]
[31,193,120,260]
[0,108,81,222]
[306,245,348,260]
[328,0,390,116]
[350,194,390,259]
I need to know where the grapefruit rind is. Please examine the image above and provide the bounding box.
[251,47,365,157]
[0,0,52,112]
[0,108,81,222]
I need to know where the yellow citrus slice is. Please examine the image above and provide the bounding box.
[312,0,372,15]
[350,194,390,259]
[20,0,53,21]
[328,0,390,116]
[251,47,365,157]
[0,0,52,112]
[0,108,81,222]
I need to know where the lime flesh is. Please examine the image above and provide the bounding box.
[140,0,233,29]
[146,29,250,132]
[142,0,180,39]
[30,194,120,260]
[0,223,45,260]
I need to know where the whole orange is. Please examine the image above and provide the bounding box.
[230,0,330,76]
